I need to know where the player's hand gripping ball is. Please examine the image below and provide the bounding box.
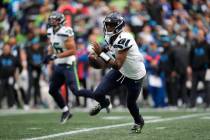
[88,53,107,69]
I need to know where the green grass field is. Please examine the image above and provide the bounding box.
[0,108,210,140]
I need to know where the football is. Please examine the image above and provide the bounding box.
[88,54,107,69]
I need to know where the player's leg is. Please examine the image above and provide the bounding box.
[64,63,88,97]
[49,66,65,109]
[89,69,122,115]
[64,63,94,98]
[125,77,144,133]
[49,65,71,123]
[69,69,121,115]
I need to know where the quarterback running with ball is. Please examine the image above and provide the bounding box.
[82,12,146,133]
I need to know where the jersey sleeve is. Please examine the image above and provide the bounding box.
[47,28,52,38]
[65,27,74,37]
[113,33,133,51]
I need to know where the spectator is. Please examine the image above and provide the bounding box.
[188,29,210,108]
[145,42,166,108]
[146,0,163,26]
[170,35,190,107]
[76,38,89,107]
[0,8,10,33]
[0,43,19,108]
[158,32,174,107]
[26,37,44,108]
[8,37,28,109]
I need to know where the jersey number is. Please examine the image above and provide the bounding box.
[114,38,130,49]
[52,42,63,53]
[118,38,130,46]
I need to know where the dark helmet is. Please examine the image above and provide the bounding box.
[48,11,65,28]
[103,12,125,44]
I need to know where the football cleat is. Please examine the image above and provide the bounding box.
[89,99,111,116]
[130,123,144,134]
[60,111,73,124]
[89,104,102,116]
[106,103,112,114]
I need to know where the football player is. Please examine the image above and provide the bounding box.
[82,12,146,133]
[44,11,80,124]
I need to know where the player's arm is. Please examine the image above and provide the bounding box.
[43,34,76,64]
[43,40,55,64]
[44,38,54,56]
[57,36,76,58]
[107,48,128,70]
[92,42,129,70]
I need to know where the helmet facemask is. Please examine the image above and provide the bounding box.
[103,18,124,44]
[48,12,65,32]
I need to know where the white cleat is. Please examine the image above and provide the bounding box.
[106,103,112,114]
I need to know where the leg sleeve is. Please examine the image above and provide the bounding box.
[49,66,66,109]
[126,78,144,124]
[93,70,121,107]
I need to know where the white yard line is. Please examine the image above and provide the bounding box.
[24,113,210,140]
[0,109,57,116]
[0,108,207,117]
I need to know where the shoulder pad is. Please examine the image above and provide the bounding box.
[56,26,74,38]
[64,27,74,37]
[113,32,133,50]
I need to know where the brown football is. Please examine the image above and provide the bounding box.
[88,54,107,69]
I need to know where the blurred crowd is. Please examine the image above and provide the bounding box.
[0,0,210,110]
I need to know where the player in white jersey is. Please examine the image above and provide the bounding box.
[78,12,146,133]
[43,11,80,124]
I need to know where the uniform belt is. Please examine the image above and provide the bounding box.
[58,62,75,67]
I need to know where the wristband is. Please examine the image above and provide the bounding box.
[51,54,58,60]
[99,52,111,62]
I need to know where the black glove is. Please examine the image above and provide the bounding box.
[43,54,57,64]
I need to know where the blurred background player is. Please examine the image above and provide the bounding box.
[44,11,80,124]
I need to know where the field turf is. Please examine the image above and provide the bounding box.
[0,108,210,140]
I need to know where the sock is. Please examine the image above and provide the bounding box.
[62,106,69,112]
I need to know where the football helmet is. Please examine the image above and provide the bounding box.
[48,11,65,30]
[103,12,125,44]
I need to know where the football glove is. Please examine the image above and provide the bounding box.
[43,54,57,64]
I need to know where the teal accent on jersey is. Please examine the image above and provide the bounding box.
[73,63,80,90]
[57,34,69,37]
